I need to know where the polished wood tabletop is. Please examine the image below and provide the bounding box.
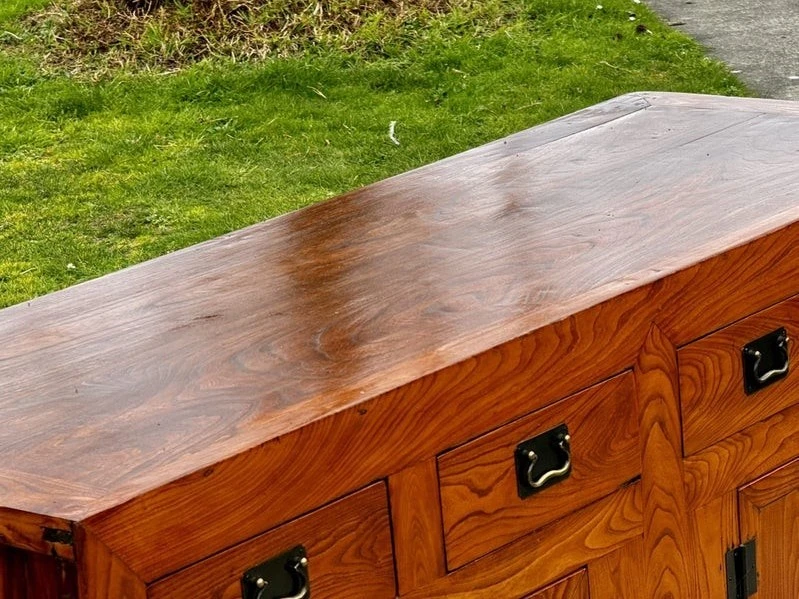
[2,92,799,522]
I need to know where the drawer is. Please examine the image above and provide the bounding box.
[437,372,639,570]
[679,295,799,455]
[148,482,395,599]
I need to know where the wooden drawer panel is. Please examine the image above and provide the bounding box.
[148,482,395,599]
[438,372,639,570]
[522,569,588,599]
[679,295,799,456]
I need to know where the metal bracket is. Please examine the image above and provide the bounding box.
[726,539,757,599]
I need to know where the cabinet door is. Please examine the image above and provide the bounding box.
[739,457,799,597]
[521,569,589,599]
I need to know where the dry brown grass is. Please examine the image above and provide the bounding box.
[23,0,457,72]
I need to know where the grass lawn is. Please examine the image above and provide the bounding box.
[0,0,747,308]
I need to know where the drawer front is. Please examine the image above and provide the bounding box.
[438,372,639,570]
[679,295,799,456]
[148,482,395,599]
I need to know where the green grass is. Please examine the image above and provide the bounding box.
[0,0,747,308]
[0,0,51,22]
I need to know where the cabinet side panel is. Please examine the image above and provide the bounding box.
[0,509,75,560]
[635,325,695,597]
[0,546,26,599]
[0,545,78,599]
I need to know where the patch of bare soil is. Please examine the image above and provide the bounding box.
[23,0,452,72]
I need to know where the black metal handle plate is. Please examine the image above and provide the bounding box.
[514,423,571,499]
[241,546,310,599]
[742,327,790,395]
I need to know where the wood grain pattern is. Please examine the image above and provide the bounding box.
[2,92,799,524]
[87,217,799,583]
[0,93,652,522]
[684,398,799,510]
[402,482,642,599]
[739,457,799,598]
[690,491,739,597]
[19,552,76,599]
[0,508,74,560]
[74,526,145,599]
[388,460,445,594]
[587,537,644,598]
[679,295,799,456]
[0,546,77,599]
[635,325,695,598]
[85,289,656,582]
[438,372,639,570]
[148,482,394,599]
[653,221,799,349]
[639,91,799,114]
[0,547,27,599]
[521,569,589,599]
[1,93,799,590]
[0,545,78,599]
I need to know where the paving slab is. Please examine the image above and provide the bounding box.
[645,0,799,100]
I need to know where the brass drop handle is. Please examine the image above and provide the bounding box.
[742,328,791,394]
[745,335,790,383]
[515,424,572,499]
[254,558,309,599]
[525,433,571,489]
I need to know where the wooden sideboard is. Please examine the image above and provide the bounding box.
[2,91,799,598]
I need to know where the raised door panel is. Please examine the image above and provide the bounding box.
[739,457,799,598]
